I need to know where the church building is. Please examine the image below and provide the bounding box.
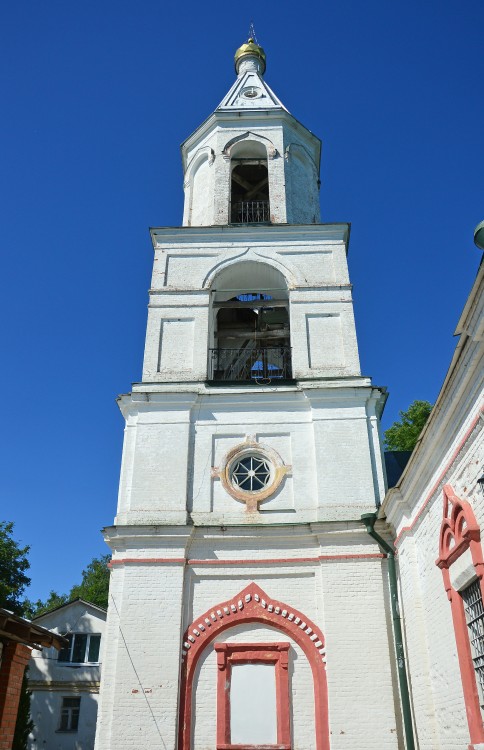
[93,35,484,750]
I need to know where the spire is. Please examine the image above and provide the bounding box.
[218,32,283,112]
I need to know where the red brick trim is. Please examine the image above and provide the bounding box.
[178,582,329,750]
[189,554,383,565]
[435,485,484,746]
[109,553,384,567]
[0,642,31,750]
[214,642,291,749]
[108,557,186,567]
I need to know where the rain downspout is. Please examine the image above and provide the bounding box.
[361,512,416,750]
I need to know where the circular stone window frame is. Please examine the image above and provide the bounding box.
[241,86,262,100]
[214,440,291,512]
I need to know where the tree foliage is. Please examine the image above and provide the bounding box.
[69,554,110,610]
[384,400,433,452]
[23,591,68,620]
[12,669,34,750]
[25,554,110,618]
[0,521,31,616]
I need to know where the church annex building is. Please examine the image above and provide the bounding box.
[93,37,484,750]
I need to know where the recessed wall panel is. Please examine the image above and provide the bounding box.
[306,313,344,369]
[158,319,195,372]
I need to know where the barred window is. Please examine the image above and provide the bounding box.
[461,579,484,706]
[231,454,272,493]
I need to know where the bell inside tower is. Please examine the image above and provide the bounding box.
[209,261,291,381]
[230,141,270,224]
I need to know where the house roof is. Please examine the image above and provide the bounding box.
[0,608,67,650]
[32,597,107,621]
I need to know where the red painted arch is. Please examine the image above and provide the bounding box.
[436,484,484,746]
[177,582,329,750]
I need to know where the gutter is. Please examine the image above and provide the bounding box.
[360,513,416,750]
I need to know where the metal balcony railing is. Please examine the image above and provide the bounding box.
[231,201,270,224]
[209,346,292,382]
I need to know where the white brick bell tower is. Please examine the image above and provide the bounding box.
[95,36,401,750]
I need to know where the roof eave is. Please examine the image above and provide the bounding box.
[180,108,321,174]
[0,608,68,650]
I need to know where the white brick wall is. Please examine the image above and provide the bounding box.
[384,267,484,749]
[95,525,402,749]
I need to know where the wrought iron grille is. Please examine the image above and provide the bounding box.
[209,346,292,382]
[462,579,484,704]
[231,201,270,223]
[231,455,272,492]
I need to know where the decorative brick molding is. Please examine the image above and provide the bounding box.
[214,642,290,749]
[0,642,31,750]
[211,438,291,512]
[110,553,384,567]
[178,582,329,750]
[436,484,484,747]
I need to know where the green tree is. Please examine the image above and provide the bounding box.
[0,521,31,615]
[23,591,68,620]
[69,554,110,610]
[384,400,433,452]
[12,670,34,750]
[26,554,111,619]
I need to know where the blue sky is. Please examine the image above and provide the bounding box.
[1,0,483,601]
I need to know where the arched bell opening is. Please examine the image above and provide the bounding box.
[208,261,291,382]
[230,140,270,224]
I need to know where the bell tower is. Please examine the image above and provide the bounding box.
[182,38,321,227]
[95,37,401,750]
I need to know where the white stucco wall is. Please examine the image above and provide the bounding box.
[29,691,99,750]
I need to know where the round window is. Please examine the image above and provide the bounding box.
[242,86,261,99]
[231,454,272,493]
[216,440,291,510]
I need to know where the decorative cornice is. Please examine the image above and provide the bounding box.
[28,680,100,693]
[150,223,350,249]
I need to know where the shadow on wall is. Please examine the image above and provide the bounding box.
[384,451,412,489]
[29,689,99,750]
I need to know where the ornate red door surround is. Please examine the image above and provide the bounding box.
[177,582,329,750]
[436,483,484,747]
[214,642,290,749]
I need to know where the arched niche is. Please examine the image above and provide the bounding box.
[208,261,292,382]
[184,147,214,226]
[436,484,484,746]
[285,143,320,224]
[229,139,270,223]
[178,583,329,750]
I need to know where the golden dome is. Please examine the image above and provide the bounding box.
[234,38,266,75]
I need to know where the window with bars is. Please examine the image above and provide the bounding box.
[58,696,80,732]
[461,579,484,706]
[58,633,101,664]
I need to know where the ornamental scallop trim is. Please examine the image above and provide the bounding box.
[181,582,326,667]
[178,582,330,750]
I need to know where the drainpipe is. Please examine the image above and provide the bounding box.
[361,512,416,750]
